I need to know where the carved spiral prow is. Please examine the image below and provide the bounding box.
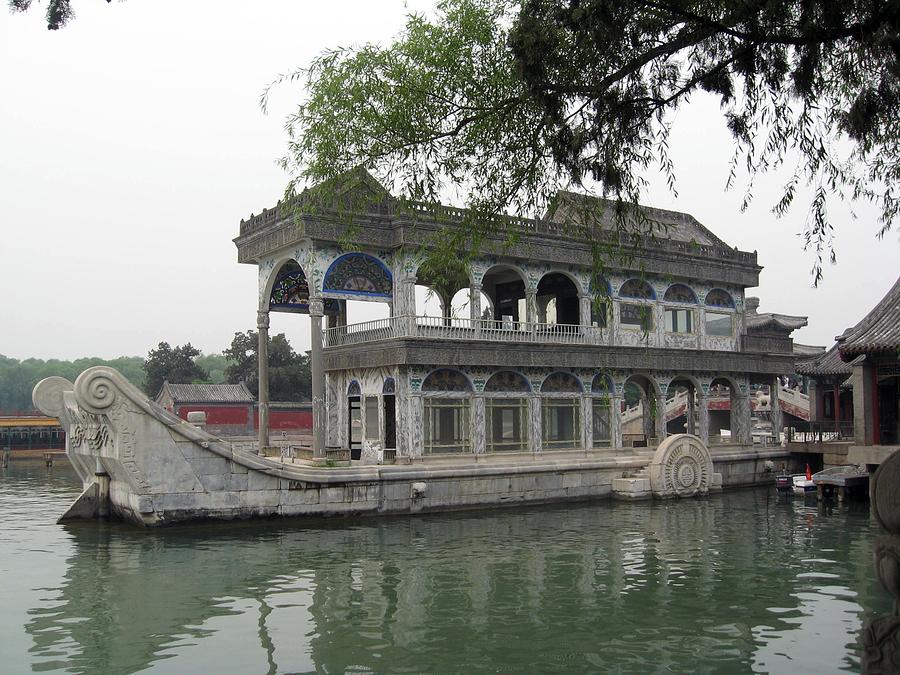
[73,367,134,415]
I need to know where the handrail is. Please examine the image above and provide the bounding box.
[323,315,590,347]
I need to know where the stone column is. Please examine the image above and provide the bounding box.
[686,389,697,436]
[581,394,593,450]
[698,393,710,446]
[525,290,537,325]
[732,392,752,444]
[852,361,876,446]
[257,310,270,452]
[470,284,482,322]
[579,294,591,328]
[473,395,486,454]
[402,278,417,335]
[611,394,623,449]
[530,395,542,453]
[770,377,782,444]
[655,392,668,442]
[309,298,326,460]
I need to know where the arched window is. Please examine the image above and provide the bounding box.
[590,374,613,447]
[704,289,735,337]
[484,371,531,453]
[620,278,655,299]
[323,253,393,298]
[541,372,582,450]
[663,284,697,334]
[422,369,471,454]
[619,279,655,331]
[347,381,361,397]
[382,377,396,394]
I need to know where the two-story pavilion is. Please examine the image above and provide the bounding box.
[234,169,799,462]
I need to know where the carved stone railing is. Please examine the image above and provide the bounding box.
[323,316,587,348]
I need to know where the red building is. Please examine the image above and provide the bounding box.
[156,382,312,437]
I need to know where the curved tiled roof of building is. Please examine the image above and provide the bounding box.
[746,313,809,331]
[796,345,854,377]
[158,382,255,403]
[837,275,900,357]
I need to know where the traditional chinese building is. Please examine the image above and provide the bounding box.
[235,169,801,463]
[798,275,900,470]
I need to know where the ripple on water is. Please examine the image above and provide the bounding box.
[0,463,894,673]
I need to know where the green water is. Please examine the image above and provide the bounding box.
[0,460,891,674]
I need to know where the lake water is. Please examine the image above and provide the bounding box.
[0,459,891,674]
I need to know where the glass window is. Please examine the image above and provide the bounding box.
[486,398,529,452]
[365,396,379,441]
[592,399,612,447]
[705,312,733,336]
[620,303,654,330]
[665,308,694,333]
[542,398,580,450]
[424,398,470,453]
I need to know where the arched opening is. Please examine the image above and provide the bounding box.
[708,377,737,444]
[481,265,527,325]
[382,377,396,452]
[422,369,473,454]
[347,380,362,459]
[484,371,531,452]
[541,372,583,450]
[415,260,470,326]
[621,375,659,447]
[536,272,580,326]
[591,373,614,447]
[666,376,700,436]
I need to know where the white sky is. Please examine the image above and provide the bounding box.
[1,1,897,361]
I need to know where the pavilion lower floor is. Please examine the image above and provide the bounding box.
[323,364,782,461]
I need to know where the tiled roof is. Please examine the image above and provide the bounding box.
[546,191,732,247]
[159,382,255,403]
[746,313,809,331]
[837,275,900,357]
[796,345,854,377]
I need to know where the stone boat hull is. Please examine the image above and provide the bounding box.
[33,367,786,526]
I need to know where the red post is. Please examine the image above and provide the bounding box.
[833,382,840,434]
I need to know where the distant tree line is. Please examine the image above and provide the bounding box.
[0,331,310,413]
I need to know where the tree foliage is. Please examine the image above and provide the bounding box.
[272,0,899,282]
[0,353,145,413]
[8,0,110,30]
[142,342,210,398]
[224,331,311,402]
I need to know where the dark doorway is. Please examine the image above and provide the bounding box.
[383,395,396,449]
[348,396,362,460]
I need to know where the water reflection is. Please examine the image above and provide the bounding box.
[1,462,892,674]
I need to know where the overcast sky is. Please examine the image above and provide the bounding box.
[2,1,897,361]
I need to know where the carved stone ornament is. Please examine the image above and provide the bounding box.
[872,450,900,536]
[32,376,73,419]
[649,434,713,498]
[862,614,900,674]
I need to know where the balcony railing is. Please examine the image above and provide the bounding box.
[323,315,588,348]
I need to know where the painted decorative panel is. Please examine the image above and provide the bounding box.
[620,278,655,299]
[323,253,393,297]
[591,373,614,394]
[541,371,584,393]
[422,369,473,392]
[663,284,698,304]
[484,370,531,393]
[705,288,735,308]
